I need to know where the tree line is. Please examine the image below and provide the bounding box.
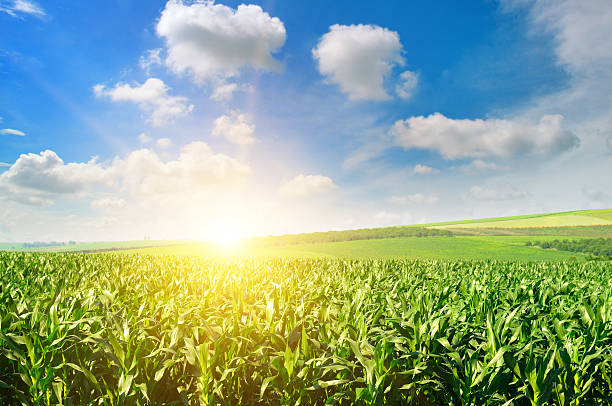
[526,238,612,258]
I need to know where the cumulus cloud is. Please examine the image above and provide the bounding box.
[211,112,258,145]
[279,174,337,198]
[313,24,405,100]
[211,83,238,102]
[468,186,528,201]
[396,70,418,99]
[156,0,286,82]
[0,0,45,18]
[91,197,127,210]
[0,142,250,206]
[139,48,162,73]
[1,128,25,136]
[413,164,439,175]
[111,142,251,199]
[93,78,194,126]
[390,113,579,160]
[156,138,172,148]
[387,193,439,205]
[0,150,107,194]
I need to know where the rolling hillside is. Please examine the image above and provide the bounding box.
[2,209,611,261]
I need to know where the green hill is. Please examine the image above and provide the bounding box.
[3,209,611,261]
[247,208,612,246]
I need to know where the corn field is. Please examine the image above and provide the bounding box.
[1,252,611,405]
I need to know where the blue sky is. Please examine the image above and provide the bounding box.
[0,0,611,242]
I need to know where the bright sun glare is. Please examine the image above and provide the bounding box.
[206,221,246,250]
[214,229,242,249]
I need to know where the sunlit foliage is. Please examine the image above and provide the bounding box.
[1,252,612,404]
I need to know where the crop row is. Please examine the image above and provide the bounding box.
[1,252,611,404]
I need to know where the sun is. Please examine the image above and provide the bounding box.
[213,228,242,249]
[205,220,247,250]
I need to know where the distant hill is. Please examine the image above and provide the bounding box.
[2,209,611,254]
[248,208,612,246]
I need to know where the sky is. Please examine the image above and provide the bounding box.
[0,0,611,242]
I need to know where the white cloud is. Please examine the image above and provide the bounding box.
[391,113,579,160]
[607,137,612,153]
[396,70,418,99]
[138,133,151,144]
[0,162,10,167]
[313,24,404,101]
[139,48,162,73]
[500,1,612,126]
[279,174,337,198]
[91,197,127,210]
[0,0,45,18]
[413,164,439,175]
[1,128,25,136]
[0,142,250,206]
[468,186,528,201]
[387,193,439,205]
[111,142,251,199]
[93,78,194,126]
[343,141,389,170]
[156,0,286,83]
[211,112,258,145]
[460,159,507,174]
[211,82,238,102]
[0,150,107,195]
[5,194,53,207]
[156,138,172,148]
[512,0,612,78]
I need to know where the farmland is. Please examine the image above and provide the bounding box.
[127,236,587,261]
[1,252,612,404]
[2,210,612,404]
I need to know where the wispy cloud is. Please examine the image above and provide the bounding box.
[469,186,528,201]
[1,0,46,18]
[413,164,439,175]
[279,174,337,198]
[387,193,439,205]
[0,128,26,136]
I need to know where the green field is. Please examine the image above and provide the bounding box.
[2,210,612,404]
[2,209,612,260]
[110,209,612,261]
[432,214,612,229]
[2,252,611,404]
[421,208,612,227]
[127,236,587,261]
